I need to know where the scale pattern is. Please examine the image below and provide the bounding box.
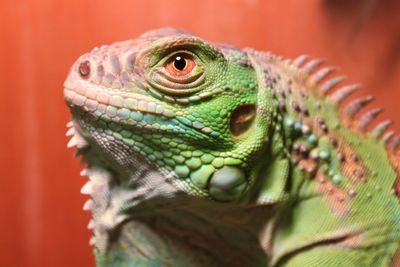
[64,28,400,267]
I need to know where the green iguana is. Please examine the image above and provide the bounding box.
[64,28,400,267]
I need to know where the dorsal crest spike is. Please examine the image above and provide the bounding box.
[344,95,375,118]
[382,130,395,144]
[390,136,400,150]
[311,67,337,84]
[357,108,384,130]
[330,84,362,103]
[303,59,324,74]
[87,220,95,230]
[321,76,346,93]
[292,54,309,67]
[372,120,393,138]
[66,127,75,137]
[83,199,94,211]
[67,136,78,148]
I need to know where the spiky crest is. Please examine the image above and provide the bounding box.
[289,54,399,157]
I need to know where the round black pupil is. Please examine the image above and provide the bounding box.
[173,56,186,71]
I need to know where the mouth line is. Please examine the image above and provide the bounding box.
[64,83,219,137]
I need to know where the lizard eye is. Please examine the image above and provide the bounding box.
[166,53,196,77]
[148,51,205,95]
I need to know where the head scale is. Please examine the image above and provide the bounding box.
[64,28,277,202]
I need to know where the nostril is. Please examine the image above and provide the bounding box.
[79,60,91,77]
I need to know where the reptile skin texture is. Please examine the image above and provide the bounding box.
[64,28,400,267]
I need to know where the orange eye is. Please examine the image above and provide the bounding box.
[166,53,196,76]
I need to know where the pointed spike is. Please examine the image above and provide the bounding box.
[311,67,337,83]
[81,181,93,195]
[372,120,393,138]
[321,76,346,93]
[88,220,95,230]
[382,130,395,144]
[389,136,400,150]
[77,140,89,149]
[66,127,75,137]
[67,136,78,148]
[358,108,384,130]
[83,199,94,211]
[89,236,96,246]
[344,96,375,118]
[303,59,324,74]
[75,135,89,149]
[87,171,109,184]
[80,168,90,177]
[292,54,309,67]
[330,84,362,103]
[66,121,73,128]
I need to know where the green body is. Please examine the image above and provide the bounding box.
[64,28,400,266]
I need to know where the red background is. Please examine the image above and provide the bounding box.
[1,1,399,266]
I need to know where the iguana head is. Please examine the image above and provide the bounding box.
[64,28,400,267]
[64,28,277,202]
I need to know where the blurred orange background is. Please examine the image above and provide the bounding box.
[0,0,399,266]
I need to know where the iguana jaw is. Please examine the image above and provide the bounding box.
[63,80,253,202]
[65,116,273,264]
[63,81,231,200]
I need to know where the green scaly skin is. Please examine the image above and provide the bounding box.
[64,28,400,266]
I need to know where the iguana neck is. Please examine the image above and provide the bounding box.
[88,165,279,266]
[75,119,279,267]
[98,197,279,267]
